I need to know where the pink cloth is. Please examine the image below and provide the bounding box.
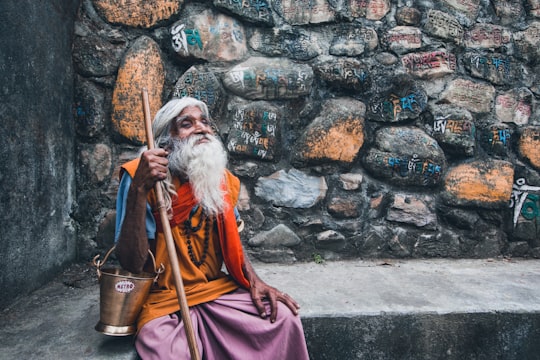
[135,289,309,360]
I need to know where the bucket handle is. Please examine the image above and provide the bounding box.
[92,245,165,283]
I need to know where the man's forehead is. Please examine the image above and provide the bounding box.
[176,105,206,118]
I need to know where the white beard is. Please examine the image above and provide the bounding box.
[168,134,228,216]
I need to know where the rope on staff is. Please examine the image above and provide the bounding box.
[141,88,201,360]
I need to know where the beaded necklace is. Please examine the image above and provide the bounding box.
[184,204,213,267]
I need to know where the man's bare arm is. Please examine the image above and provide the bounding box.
[115,148,169,273]
[242,253,300,323]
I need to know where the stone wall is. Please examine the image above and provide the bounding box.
[73,0,540,263]
[0,0,80,308]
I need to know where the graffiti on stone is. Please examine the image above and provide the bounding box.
[249,28,320,60]
[214,0,273,25]
[496,91,532,125]
[464,24,512,49]
[314,57,370,91]
[366,151,443,186]
[172,67,223,113]
[464,52,520,85]
[344,0,391,20]
[383,26,422,53]
[480,125,512,156]
[272,0,335,25]
[510,177,540,227]
[329,26,378,56]
[369,89,427,122]
[441,79,495,113]
[224,58,313,99]
[424,9,464,43]
[402,50,456,78]
[227,103,280,161]
[171,23,203,55]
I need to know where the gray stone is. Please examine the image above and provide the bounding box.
[172,65,225,115]
[72,22,127,77]
[513,22,540,65]
[328,0,391,21]
[426,104,476,157]
[74,76,107,138]
[423,9,464,44]
[367,78,428,122]
[214,0,274,26]
[362,126,446,187]
[463,52,523,86]
[464,24,513,50]
[401,50,457,79]
[382,26,422,54]
[248,224,302,247]
[386,194,438,229]
[495,88,534,125]
[249,27,321,60]
[441,78,496,114]
[255,168,328,208]
[223,57,314,99]
[226,100,281,161]
[329,26,378,57]
[273,0,336,25]
[79,143,112,185]
[313,56,371,92]
[171,6,247,62]
[314,230,347,251]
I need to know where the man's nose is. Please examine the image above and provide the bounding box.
[194,120,210,133]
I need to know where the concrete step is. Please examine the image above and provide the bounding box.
[1,259,539,359]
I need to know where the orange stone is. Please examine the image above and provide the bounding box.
[518,127,540,170]
[302,118,365,163]
[111,36,164,145]
[444,160,514,204]
[92,0,181,28]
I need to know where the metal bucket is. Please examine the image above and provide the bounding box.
[93,246,164,336]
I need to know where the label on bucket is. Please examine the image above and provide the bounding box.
[115,280,136,293]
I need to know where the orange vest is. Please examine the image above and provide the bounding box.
[120,159,250,329]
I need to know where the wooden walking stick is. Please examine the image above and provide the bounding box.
[141,88,201,360]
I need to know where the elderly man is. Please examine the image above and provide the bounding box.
[114,97,309,359]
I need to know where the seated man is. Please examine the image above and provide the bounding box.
[115,96,309,359]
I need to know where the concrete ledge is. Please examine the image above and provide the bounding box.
[1,259,540,359]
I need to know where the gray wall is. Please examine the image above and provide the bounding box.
[0,0,80,309]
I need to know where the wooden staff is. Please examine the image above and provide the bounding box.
[141,88,201,360]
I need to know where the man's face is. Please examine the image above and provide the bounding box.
[170,105,213,143]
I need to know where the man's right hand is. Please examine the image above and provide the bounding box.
[133,148,169,191]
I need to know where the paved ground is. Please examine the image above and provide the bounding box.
[1,257,540,359]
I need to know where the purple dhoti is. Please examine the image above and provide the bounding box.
[135,289,310,360]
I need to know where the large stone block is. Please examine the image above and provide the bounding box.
[441,78,495,114]
[401,50,456,79]
[223,57,313,100]
[423,9,464,44]
[442,160,514,208]
[314,56,371,92]
[464,24,512,50]
[382,26,422,54]
[226,101,281,161]
[171,65,225,114]
[214,0,274,26]
[249,27,321,60]
[518,126,540,170]
[427,104,476,157]
[273,0,335,25]
[367,78,428,122]
[495,88,534,125]
[293,98,366,165]
[362,127,446,187]
[111,36,164,145]
[92,0,181,28]
[171,6,247,62]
